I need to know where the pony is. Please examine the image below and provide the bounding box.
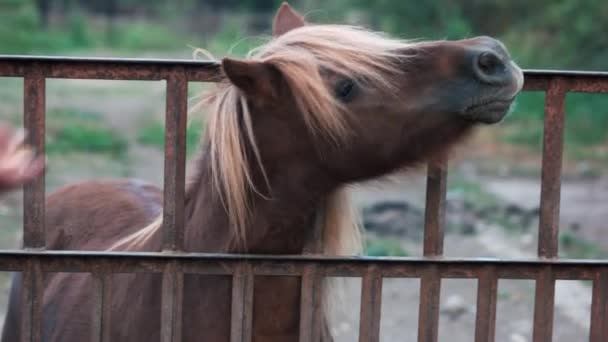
[1,3,523,341]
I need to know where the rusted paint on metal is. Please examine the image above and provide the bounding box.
[162,71,188,252]
[91,273,112,342]
[298,264,323,342]
[359,266,383,342]
[423,158,447,257]
[523,70,608,93]
[0,251,604,277]
[231,263,253,342]
[0,55,222,82]
[532,267,555,342]
[302,200,326,255]
[538,78,568,259]
[418,266,441,342]
[590,270,608,342]
[20,260,44,342]
[161,262,183,342]
[475,266,497,342]
[23,67,46,250]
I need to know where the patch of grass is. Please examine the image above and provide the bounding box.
[365,238,409,257]
[559,231,608,260]
[137,120,204,155]
[447,176,500,206]
[46,108,128,157]
[500,92,608,161]
[111,20,195,52]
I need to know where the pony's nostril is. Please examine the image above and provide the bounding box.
[474,51,507,84]
[478,52,500,73]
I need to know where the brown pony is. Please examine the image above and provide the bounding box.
[1,3,524,342]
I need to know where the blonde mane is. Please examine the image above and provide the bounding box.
[111,25,411,257]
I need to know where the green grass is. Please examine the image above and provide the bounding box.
[448,176,501,206]
[501,92,608,161]
[46,108,128,157]
[560,231,608,259]
[137,120,204,155]
[365,238,409,257]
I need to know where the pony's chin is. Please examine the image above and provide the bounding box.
[461,100,513,124]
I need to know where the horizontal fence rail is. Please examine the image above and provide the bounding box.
[1,55,608,342]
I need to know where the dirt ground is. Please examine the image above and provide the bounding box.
[0,79,604,341]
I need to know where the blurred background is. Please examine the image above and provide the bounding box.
[0,1,607,341]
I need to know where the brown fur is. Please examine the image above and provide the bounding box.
[1,3,523,342]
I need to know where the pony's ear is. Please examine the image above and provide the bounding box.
[273,2,306,37]
[222,57,279,101]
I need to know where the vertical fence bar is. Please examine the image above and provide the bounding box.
[418,158,447,342]
[231,264,254,342]
[423,159,447,256]
[359,266,382,342]
[532,267,555,342]
[302,202,325,254]
[91,273,112,342]
[20,261,43,342]
[299,265,323,342]
[418,266,441,342]
[475,266,498,342]
[162,69,188,252]
[21,67,46,342]
[537,79,568,258]
[161,262,183,342]
[22,67,46,249]
[590,270,608,342]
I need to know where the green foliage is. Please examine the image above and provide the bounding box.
[204,20,267,58]
[46,108,128,157]
[110,21,192,52]
[560,231,608,259]
[365,238,409,257]
[137,120,204,155]
[502,92,608,156]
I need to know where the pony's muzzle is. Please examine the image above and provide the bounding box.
[458,36,523,124]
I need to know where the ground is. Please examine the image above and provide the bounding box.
[0,77,605,341]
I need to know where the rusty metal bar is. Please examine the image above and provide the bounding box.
[0,55,222,81]
[162,71,188,252]
[231,264,254,342]
[532,267,555,342]
[302,201,325,255]
[423,158,447,256]
[20,261,43,342]
[91,273,112,342]
[161,262,183,342]
[417,266,441,342]
[523,70,608,93]
[22,68,46,250]
[590,270,608,342]
[299,265,323,342]
[537,79,568,258]
[359,266,382,342]
[0,251,606,277]
[418,157,447,342]
[475,266,498,342]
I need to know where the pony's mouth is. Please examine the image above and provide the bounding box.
[461,97,515,124]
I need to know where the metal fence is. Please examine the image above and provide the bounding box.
[0,55,607,342]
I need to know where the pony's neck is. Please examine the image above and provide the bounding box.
[183,145,332,254]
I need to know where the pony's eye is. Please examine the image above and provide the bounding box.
[335,79,356,102]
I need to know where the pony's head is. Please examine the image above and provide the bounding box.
[205,2,523,252]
